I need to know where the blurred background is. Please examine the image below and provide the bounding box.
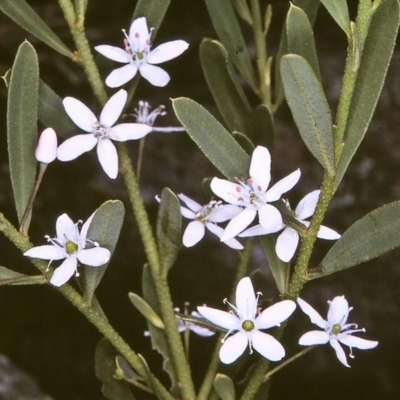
[0,1,400,399]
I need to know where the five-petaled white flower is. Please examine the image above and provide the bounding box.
[198,277,296,364]
[57,89,152,179]
[24,213,111,287]
[297,296,378,367]
[178,194,243,250]
[95,17,189,88]
[211,146,300,241]
[240,190,341,262]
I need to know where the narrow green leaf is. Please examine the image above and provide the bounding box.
[156,188,181,276]
[204,0,257,90]
[231,0,252,25]
[0,267,45,285]
[7,41,39,227]
[319,201,400,277]
[293,0,321,25]
[82,200,125,304]
[172,97,250,180]
[0,0,72,57]
[252,104,274,151]
[200,39,252,135]
[132,0,170,38]
[280,55,335,174]
[320,0,351,36]
[286,4,321,81]
[259,236,286,294]
[232,132,255,155]
[335,0,400,189]
[95,338,136,400]
[115,356,143,381]
[128,292,165,329]
[213,374,235,400]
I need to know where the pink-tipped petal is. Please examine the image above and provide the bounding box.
[249,146,271,193]
[275,227,299,262]
[110,123,152,141]
[295,190,320,220]
[182,221,205,247]
[105,64,138,88]
[147,40,189,64]
[219,332,248,364]
[94,45,130,63]
[266,168,301,202]
[63,97,96,132]
[140,64,170,87]
[100,89,127,127]
[97,139,118,179]
[252,330,286,361]
[57,134,97,161]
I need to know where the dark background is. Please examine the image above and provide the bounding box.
[0,1,400,399]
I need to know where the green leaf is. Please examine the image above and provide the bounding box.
[231,0,252,25]
[128,292,165,329]
[95,338,136,400]
[132,0,170,38]
[204,0,257,90]
[200,39,252,135]
[280,55,335,174]
[156,188,181,276]
[38,80,76,138]
[172,97,250,180]
[82,200,125,304]
[259,235,286,294]
[0,0,72,57]
[320,0,351,36]
[335,0,400,189]
[213,374,235,400]
[252,104,274,151]
[0,267,45,285]
[115,356,143,382]
[319,201,400,277]
[7,41,39,227]
[232,132,255,155]
[286,4,321,81]
[293,0,321,25]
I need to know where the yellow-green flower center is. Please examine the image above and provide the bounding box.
[331,323,342,335]
[242,320,254,332]
[65,240,78,255]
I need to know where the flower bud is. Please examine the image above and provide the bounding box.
[35,128,58,163]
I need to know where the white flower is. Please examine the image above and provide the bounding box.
[35,128,58,164]
[178,194,243,250]
[24,213,111,287]
[211,146,300,241]
[57,89,151,179]
[240,190,341,262]
[297,296,378,367]
[198,277,296,364]
[95,17,189,88]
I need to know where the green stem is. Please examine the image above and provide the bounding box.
[117,143,196,400]
[57,0,107,105]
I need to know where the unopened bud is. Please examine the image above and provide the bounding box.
[35,128,58,163]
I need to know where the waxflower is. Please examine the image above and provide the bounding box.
[95,17,189,88]
[198,277,296,364]
[178,193,243,250]
[240,190,341,262]
[57,89,151,179]
[211,146,300,241]
[297,296,378,367]
[35,127,58,164]
[24,213,110,287]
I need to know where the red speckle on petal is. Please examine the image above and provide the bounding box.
[257,185,262,191]
[135,32,140,38]
[247,178,253,184]
[238,197,244,202]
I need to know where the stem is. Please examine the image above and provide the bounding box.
[136,137,146,182]
[118,143,196,400]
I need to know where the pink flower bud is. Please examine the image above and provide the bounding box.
[35,128,58,163]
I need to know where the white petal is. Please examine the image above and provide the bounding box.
[56,214,78,244]
[211,178,246,206]
[94,45,130,63]
[295,190,320,220]
[317,225,341,240]
[252,330,285,361]
[129,17,150,49]
[35,128,58,164]
[256,300,296,329]
[183,221,205,247]
[299,330,330,346]
[327,296,350,326]
[236,277,257,320]
[140,64,170,87]
[275,227,299,262]
[100,89,127,127]
[79,212,95,245]
[239,224,270,237]
[147,40,189,64]
[110,123,152,141]
[197,306,240,330]
[177,194,202,213]
[24,245,65,260]
[78,247,110,266]
[97,139,118,179]
[57,134,97,161]
[266,168,301,202]
[297,298,327,329]
[209,205,243,223]
[180,206,195,220]
[258,204,284,233]
[105,64,138,88]
[63,97,96,132]
[219,332,248,364]
[221,208,257,241]
[249,146,271,193]
[50,258,77,287]
[339,335,378,350]
[206,223,244,250]
[188,324,215,337]
[330,339,350,367]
